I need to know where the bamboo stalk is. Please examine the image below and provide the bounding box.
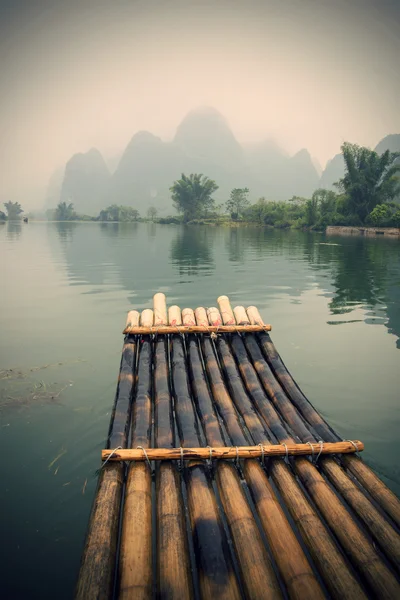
[240,332,400,594]
[140,309,154,327]
[170,312,242,600]
[250,327,400,547]
[125,309,140,330]
[154,292,168,325]
[202,308,325,600]
[187,327,282,599]
[257,329,400,528]
[218,333,372,599]
[153,298,193,599]
[123,324,272,334]
[233,306,249,325]
[76,316,138,600]
[119,339,153,600]
[168,305,182,326]
[75,464,124,600]
[207,307,222,326]
[217,295,236,325]
[102,440,365,462]
[194,306,208,327]
[182,308,196,325]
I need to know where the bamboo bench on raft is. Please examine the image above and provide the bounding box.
[76,294,400,600]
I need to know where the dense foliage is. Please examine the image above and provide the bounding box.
[99,205,140,222]
[54,201,77,221]
[170,174,219,222]
[4,201,24,220]
[225,188,250,220]
[336,142,400,222]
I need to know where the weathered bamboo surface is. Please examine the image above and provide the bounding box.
[102,440,364,461]
[77,293,400,600]
[123,324,272,334]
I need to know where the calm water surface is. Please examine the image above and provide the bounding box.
[1,221,399,598]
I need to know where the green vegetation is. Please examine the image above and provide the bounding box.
[336,142,400,222]
[170,173,219,222]
[4,201,23,220]
[225,188,250,220]
[99,205,140,222]
[147,206,158,221]
[15,140,400,230]
[55,201,77,221]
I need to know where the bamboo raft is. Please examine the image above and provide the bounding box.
[76,294,400,600]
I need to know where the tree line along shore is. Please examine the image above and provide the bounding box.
[2,142,399,231]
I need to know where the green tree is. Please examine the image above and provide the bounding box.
[55,201,76,221]
[170,174,218,223]
[336,142,400,222]
[99,205,140,222]
[147,206,158,221]
[0,210,6,221]
[4,201,23,220]
[226,188,250,220]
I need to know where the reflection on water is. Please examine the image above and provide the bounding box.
[170,226,215,275]
[0,221,399,599]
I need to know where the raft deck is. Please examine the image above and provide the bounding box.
[76,294,400,600]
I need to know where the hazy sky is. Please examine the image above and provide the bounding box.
[1,0,399,208]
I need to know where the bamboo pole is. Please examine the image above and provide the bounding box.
[241,333,400,594]
[76,314,138,600]
[125,309,140,330]
[218,333,373,599]
[168,305,182,326]
[217,295,236,325]
[233,306,249,325]
[102,441,365,462]
[153,298,193,599]
[182,308,196,325]
[207,307,222,326]
[250,326,400,539]
[123,324,272,335]
[186,336,283,600]
[140,309,154,327]
[154,292,167,326]
[256,329,400,528]
[202,308,325,600]
[170,311,242,600]
[194,306,208,327]
[119,339,152,600]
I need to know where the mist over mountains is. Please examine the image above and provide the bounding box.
[51,108,400,216]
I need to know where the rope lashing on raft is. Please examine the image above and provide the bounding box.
[101,446,123,468]
[137,446,152,471]
[101,440,365,463]
[345,439,361,458]
[258,443,265,467]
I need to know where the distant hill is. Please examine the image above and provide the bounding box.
[374,134,400,155]
[50,109,400,216]
[60,148,110,215]
[108,107,320,213]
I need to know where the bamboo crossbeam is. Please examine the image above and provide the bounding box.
[123,323,272,334]
[102,441,364,462]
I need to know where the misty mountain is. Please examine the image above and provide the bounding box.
[375,134,400,155]
[319,134,400,191]
[60,148,110,215]
[53,107,399,216]
[109,107,319,213]
[319,153,344,191]
[44,167,64,209]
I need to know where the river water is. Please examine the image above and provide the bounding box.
[1,221,399,598]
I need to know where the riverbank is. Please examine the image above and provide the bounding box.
[326,225,400,237]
